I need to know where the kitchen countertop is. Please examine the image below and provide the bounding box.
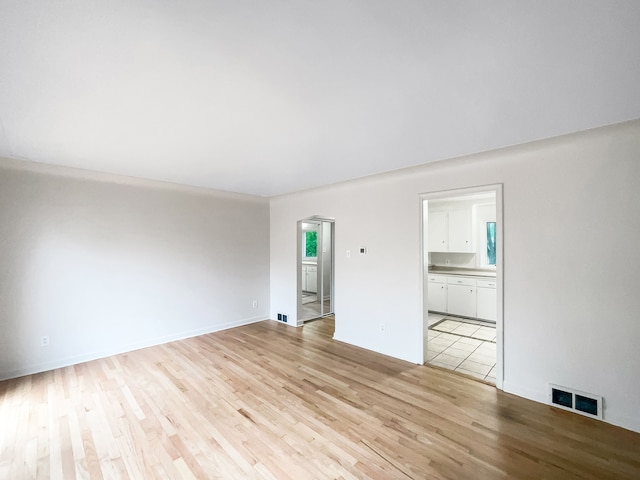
[428,266,496,278]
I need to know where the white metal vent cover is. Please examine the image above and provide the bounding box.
[549,383,603,420]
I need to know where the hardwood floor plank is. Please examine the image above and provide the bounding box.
[1,316,640,479]
[75,403,103,480]
[67,405,89,480]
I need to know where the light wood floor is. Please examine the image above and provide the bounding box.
[1,317,639,479]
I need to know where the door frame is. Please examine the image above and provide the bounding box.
[297,216,335,325]
[420,184,504,389]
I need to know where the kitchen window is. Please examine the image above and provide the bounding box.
[304,231,317,258]
[487,222,496,265]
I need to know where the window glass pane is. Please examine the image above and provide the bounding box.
[305,231,317,257]
[487,222,496,265]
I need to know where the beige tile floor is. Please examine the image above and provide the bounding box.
[426,314,496,384]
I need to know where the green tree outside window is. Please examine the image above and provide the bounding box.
[305,231,317,257]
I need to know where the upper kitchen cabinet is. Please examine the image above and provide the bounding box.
[448,209,472,252]
[428,211,448,252]
[428,207,472,253]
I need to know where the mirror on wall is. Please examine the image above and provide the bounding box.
[298,218,334,323]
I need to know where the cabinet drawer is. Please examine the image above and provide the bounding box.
[477,279,497,288]
[428,275,446,283]
[306,266,317,273]
[447,277,476,287]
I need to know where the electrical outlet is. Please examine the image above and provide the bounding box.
[277,313,282,321]
[282,314,288,323]
[379,323,385,332]
[40,336,50,347]
[252,300,258,309]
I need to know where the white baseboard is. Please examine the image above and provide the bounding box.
[604,412,640,434]
[502,380,640,434]
[332,331,422,364]
[0,315,268,381]
[501,380,547,404]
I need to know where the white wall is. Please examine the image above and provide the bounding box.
[270,119,640,433]
[0,159,270,380]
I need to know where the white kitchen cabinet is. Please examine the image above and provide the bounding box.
[428,211,448,252]
[427,273,497,321]
[303,265,317,293]
[476,279,497,321]
[427,208,472,253]
[427,275,447,312]
[448,209,472,252]
[446,277,476,317]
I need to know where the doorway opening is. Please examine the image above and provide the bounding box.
[297,217,335,323]
[421,185,503,389]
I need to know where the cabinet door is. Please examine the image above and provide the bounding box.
[428,211,448,252]
[448,208,472,252]
[476,287,497,321]
[447,283,476,317]
[306,266,317,293]
[428,280,447,312]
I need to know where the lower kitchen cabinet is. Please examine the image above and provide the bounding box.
[427,274,496,321]
[427,275,447,312]
[446,279,477,318]
[302,265,317,293]
[476,279,497,321]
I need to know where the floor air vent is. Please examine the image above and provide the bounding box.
[549,384,602,419]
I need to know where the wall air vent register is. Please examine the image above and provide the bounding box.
[549,383,602,419]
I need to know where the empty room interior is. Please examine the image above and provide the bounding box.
[1,1,640,479]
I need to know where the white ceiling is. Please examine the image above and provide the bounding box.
[1,1,639,197]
